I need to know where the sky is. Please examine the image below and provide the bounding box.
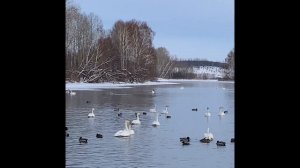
[70,0,234,62]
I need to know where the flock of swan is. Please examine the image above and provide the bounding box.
[66,88,234,147]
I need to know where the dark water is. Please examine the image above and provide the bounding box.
[66,81,234,168]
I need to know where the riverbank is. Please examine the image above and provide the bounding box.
[66,78,234,90]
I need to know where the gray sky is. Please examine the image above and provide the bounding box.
[71,0,234,62]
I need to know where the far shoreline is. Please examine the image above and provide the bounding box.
[66,78,234,90]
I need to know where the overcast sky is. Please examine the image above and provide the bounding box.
[71,0,234,62]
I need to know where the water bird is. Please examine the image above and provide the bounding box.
[204,107,211,117]
[131,113,141,125]
[114,120,135,137]
[69,90,76,95]
[216,141,226,146]
[192,108,198,111]
[88,108,95,118]
[117,113,122,117]
[180,137,190,142]
[152,112,160,126]
[79,137,88,143]
[96,134,103,138]
[218,106,225,116]
[150,105,157,113]
[66,132,69,137]
[142,112,147,115]
[231,138,234,143]
[152,89,155,94]
[224,110,228,114]
[200,128,213,143]
[65,126,68,131]
[86,100,90,103]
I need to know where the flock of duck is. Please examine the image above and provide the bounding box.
[66,88,234,147]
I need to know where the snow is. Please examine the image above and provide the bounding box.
[66,80,179,90]
[193,66,225,78]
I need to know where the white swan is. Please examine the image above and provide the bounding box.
[131,113,141,125]
[204,107,211,117]
[152,112,160,126]
[70,90,76,95]
[161,106,171,118]
[150,105,157,113]
[218,106,225,116]
[114,120,134,137]
[204,128,214,140]
[88,108,95,118]
[161,106,168,115]
[152,89,155,94]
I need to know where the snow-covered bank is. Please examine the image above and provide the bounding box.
[66,81,179,90]
[66,79,234,90]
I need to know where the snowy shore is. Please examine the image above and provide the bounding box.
[65,78,234,90]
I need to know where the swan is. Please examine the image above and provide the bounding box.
[218,106,225,116]
[161,106,168,115]
[131,113,141,125]
[152,89,155,94]
[203,128,214,140]
[114,120,134,137]
[161,106,171,118]
[69,90,76,95]
[150,105,157,113]
[204,107,211,117]
[88,108,95,118]
[200,128,213,143]
[152,112,160,126]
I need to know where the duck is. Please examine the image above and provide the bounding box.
[65,126,68,131]
[117,112,122,117]
[192,108,198,111]
[152,112,160,126]
[142,112,147,115]
[86,100,91,103]
[114,120,135,137]
[96,133,103,138]
[231,138,234,143]
[180,137,190,142]
[131,113,141,125]
[224,110,228,114]
[218,106,225,116]
[79,137,88,143]
[88,108,95,118]
[204,107,211,117]
[216,141,226,146]
[66,132,69,137]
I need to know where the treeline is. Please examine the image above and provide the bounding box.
[65,1,233,82]
[174,60,227,68]
[66,1,174,83]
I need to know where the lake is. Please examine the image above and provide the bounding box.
[66,80,234,168]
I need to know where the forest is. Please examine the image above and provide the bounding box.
[66,2,234,83]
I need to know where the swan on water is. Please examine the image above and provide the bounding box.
[131,113,141,125]
[88,108,95,118]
